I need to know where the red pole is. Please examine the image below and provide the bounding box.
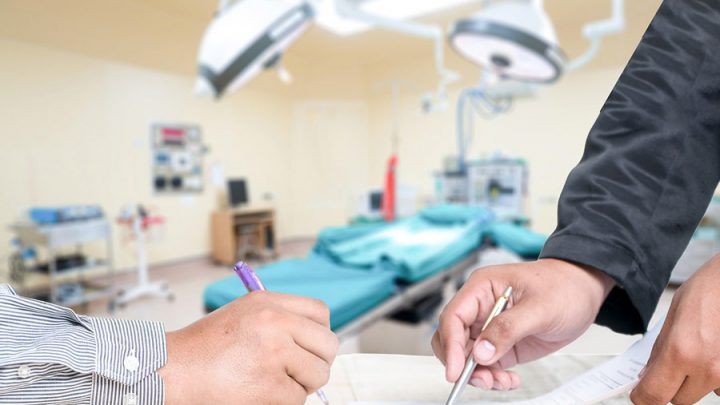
[383,154,398,222]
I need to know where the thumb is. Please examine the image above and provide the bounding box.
[472,302,544,366]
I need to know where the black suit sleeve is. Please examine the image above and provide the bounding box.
[539,0,720,335]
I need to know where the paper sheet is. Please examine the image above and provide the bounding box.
[353,317,664,405]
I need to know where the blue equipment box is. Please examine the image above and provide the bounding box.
[30,205,104,225]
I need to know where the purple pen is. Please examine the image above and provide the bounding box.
[233,261,331,405]
[234,261,266,291]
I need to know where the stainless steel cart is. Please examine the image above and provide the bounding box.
[10,219,115,308]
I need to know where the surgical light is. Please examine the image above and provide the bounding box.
[195,0,314,98]
[316,0,477,36]
[449,0,565,83]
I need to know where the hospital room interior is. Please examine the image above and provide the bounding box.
[2,0,719,404]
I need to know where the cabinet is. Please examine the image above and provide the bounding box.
[211,207,278,265]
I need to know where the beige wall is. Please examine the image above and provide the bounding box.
[286,100,371,235]
[0,29,632,271]
[0,38,371,269]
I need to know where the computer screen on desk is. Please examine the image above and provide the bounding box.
[370,191,383,212]
[228,179,248,207]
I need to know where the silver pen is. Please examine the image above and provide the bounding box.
[445,286,513,405]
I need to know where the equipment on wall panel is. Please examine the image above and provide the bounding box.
[435,157,528,220]
[152,124,206,194]
[466,158,527,220]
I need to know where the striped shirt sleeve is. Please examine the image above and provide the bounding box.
[0,284,167,405]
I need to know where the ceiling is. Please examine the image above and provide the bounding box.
[0,0,662,80]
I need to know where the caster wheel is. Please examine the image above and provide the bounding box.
[108,301,116,313]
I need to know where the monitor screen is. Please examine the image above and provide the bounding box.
[228,179,248,207]
[369,191,383,212]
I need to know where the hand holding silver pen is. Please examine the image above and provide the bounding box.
[444,287,513,405]
[432,260,616,399]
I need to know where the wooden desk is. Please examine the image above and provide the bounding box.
[211,207,277,265]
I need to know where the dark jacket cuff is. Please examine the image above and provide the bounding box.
[540,233,663,335]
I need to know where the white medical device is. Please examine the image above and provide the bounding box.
[466,159,527,220]
[195,0,625,109]
[449,0,626,83]
[450,0,564,83]
[435,158,528,220]
[195,0,459,109]
[114,206,173,308]
[195,0,315,98]
[450,0,625,170]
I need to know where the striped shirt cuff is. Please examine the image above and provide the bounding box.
[89,318,167,405]
[0,284,16,295]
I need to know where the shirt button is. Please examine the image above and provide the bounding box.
[17,365,31,378]
[124,392,137,405]
[124,352,139,372]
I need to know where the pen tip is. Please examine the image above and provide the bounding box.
[503,286,513,297]
[317,390,330,405]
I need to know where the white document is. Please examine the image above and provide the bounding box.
[353,317,664,405]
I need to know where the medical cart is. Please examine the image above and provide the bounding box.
[10,219,115,308]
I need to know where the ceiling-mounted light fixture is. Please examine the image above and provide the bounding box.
[448,0,565,83]
[195,0,314,98]
[335,0,460,113]
[315,0,477,36]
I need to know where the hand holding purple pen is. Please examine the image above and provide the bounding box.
[159,266,337,405]
[235,261,334,405]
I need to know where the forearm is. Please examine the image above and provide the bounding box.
[541,0,720,334]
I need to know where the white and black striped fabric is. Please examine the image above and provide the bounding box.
[0,284,166,404]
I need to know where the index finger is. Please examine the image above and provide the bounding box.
[248,291,331,327]
[438,283,497,382]
[630,351,686,405]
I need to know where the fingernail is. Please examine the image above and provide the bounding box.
[470,378,489,390]
[445,364,454,382]
[474,340,496,364]
[492,381,505,391]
